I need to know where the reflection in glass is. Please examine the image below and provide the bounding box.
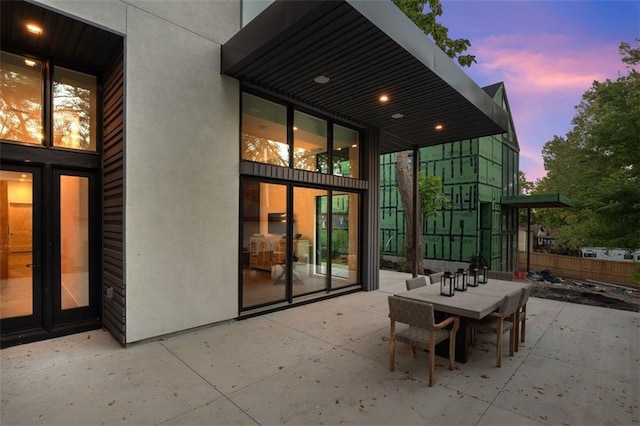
[294,110,327,172]
[292,187,328,296]
[241,181,287,309]
[53,67,97,151]
[330,192,359,288]
[241,93,289,166]
[333,125,359,178]
[0,171,34,318]
[60,176,90,309]
[0,51,43,145]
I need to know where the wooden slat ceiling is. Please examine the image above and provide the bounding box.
[222,0,509,154]
[1,0,122,73]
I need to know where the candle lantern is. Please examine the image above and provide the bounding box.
[440,271,455,297]
[478,266,488,284]
[467,267,479,287]
[454,268,467,292]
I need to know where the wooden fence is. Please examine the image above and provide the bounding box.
[518,251,638,286]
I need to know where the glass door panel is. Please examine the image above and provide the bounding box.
[0,166,41,331]
[330,192,359,289]
[241,181,287,309]
[0,170,34,318]
[59,175,90,310]
[292,187,328,296]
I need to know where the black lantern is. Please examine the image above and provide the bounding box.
[440,271,455,297]
[455,268,467,292]
[478,266,488,284]
[467,267,479,287]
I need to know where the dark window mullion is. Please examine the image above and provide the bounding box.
[43,59,53,148]
[287,105,294,169]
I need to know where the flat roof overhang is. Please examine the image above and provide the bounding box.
[221,0,509,154]
[501,194,575,209]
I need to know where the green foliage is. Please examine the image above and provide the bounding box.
[392,0,476,67]
[418,173,451,219]
[536,39,640,250]
[518,171,537,226]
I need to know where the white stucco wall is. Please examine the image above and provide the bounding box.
[36,0,241,343]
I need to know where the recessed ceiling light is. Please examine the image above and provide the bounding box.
[391,113,404,119]
[26,23,43,35]
[24,59,36,67]
[313,75,330,84]
[435,124,444,130]
[379,95,389,103]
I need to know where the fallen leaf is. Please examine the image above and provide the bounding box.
[108,400,116,406]
[481,374,490,379]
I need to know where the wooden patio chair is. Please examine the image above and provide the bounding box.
[513,283,534,351]
[388,295,459,386]
[468,291,521,367]
[405,276,430,290]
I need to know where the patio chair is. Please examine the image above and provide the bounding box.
[428,271,445,284]
[405,276,430,290]
[388,295,460,386]
[468,291,521,367]
[513,283,533,351]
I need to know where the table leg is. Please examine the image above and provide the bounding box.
[434,312,469,363]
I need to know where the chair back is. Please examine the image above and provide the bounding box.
[405,276,429,290]
[487,270,515,281]
[388,296,435,328]
[498,292,521,317]
[428,271,445,284]
[519,283,533,307]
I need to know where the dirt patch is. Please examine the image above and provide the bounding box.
[528,278,640,312]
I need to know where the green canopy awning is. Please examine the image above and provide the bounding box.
[501,194,574,209]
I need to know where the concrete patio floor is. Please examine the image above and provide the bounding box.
[1,270,638,425]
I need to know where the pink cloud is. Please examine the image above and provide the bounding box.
[468,33,625,182]
[474,34,622,95]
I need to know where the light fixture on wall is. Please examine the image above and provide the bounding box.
[435,124,444,130]
[24,59,37,67]
[379,94,389,103]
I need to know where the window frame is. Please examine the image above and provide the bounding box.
[240,89,362,179]
[0,48,102,155]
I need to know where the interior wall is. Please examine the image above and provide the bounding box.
[37,0,242,343]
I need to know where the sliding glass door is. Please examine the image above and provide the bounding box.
[240,179,360,311]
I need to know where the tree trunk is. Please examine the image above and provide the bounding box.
[395,151,424,274]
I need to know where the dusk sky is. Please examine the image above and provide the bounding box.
[439,0,640,182]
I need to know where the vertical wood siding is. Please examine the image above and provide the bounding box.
[101,50,126,344]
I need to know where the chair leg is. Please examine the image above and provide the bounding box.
[509,315,516,357]
[496,319,503,368]
[429,340,436,387]
[514,311,520,352]
[448,331,456,371]
[520,305,527,343]
[389,321,395,372]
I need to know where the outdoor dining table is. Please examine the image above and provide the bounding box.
[395,279,527,363]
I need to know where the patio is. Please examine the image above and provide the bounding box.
[1,270,638,425]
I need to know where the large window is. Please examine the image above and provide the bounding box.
[332,125,359,178]
[1,51,98,152]
[293,110,327,172]
[241,93,288,166]
[241,92,360,178]
[53,67,97,151]
[0,51,43,145]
